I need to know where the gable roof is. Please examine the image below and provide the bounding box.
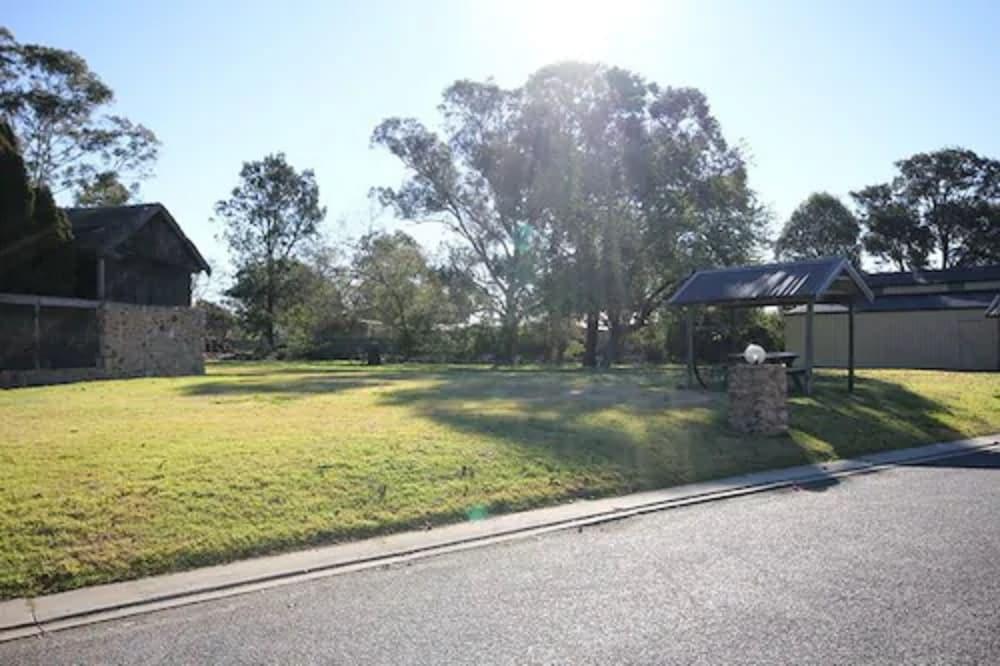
[988,294,1000,318]
[65,203,211,274]
[667,257,874,307]
[864,263,1000,288]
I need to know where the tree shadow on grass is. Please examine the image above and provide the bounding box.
[788,372,964,459]
[181,365,969,498]
[375,370,841,495]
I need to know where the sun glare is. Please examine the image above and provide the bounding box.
[511,0,660,61]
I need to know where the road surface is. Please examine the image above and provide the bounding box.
[4,449,1000,664]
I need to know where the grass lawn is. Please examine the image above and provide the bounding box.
[2,362,998,599]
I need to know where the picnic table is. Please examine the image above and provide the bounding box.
[727,351,805,392]
[727,351,799,367]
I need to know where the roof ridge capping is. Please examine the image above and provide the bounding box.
[681,255,846,276]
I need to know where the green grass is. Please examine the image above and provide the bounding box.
[1,362,998,599]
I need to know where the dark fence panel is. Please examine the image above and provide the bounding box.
[39,307,98,369]
[0,304,35,369]
[0,302,98,370]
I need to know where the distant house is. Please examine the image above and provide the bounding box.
[785,264,1000,370]
[1,203,210,387]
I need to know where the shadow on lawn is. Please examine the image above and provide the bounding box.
[374,369,822,492]
[789,372,964,459]
[180,374,399,397]
[184,364,967,496]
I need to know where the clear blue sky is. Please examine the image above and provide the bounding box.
[6,0,1000,280]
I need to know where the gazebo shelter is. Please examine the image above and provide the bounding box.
[667,257,874,395]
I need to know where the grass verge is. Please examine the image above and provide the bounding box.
[1,362,997,598]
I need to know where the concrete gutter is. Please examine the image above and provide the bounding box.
[2,433,997,643]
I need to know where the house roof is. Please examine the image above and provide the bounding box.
[65,203,211,274]
[987,294,1000,318]
[864,263,1000,288]
[786,290,999,315]
[667,257,874,307]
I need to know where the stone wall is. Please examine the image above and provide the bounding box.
[728,364,788,435]
[98,303,204,378]
[1,303,204,388]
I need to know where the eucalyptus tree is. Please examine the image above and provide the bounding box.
[522,63,767,364]
[852,148,1000,270]
[0,27,158,201]
[372,81,544,363]
[215,153,326,350]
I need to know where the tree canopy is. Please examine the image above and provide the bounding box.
[215,153,326,351]
[0,119,75,295]
[852,148,1000,270]
[0,27,158,201]
[373,62,766,364]
[352,230,454,359]
[775,192,860,262]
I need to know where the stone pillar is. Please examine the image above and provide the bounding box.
[728,364,788,435]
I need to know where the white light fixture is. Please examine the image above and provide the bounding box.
[743,344,767,365]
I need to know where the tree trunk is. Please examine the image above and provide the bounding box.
[499,309,519,365]
[582,311,598,368]
[265,258,276,352]
[503,320,519,365]
[605,317,625,367]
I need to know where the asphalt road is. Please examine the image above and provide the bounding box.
[4,449,1000,665]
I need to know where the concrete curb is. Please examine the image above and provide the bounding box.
[2,433,998,643]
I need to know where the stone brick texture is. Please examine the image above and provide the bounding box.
[99,303,204,378]
[728,364,788,435]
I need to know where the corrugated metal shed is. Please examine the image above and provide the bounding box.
[786,291,998,315]
[667,257,873,307]
[987,294,1000,318]
[865,264,1000,288]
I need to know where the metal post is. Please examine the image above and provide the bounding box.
[848,300,855,393]
[804,299,815,395]
[97,256,106,301]
[96,256,106,371]
[33,299,40,370]
[686,307,695,389]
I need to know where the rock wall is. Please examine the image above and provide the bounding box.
[99,303,204,378]
[728,364,788,435]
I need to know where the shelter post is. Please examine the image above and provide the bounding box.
[97,256,106,302]
[804,299,815,395]
[848,300,855,393]
[685,307,695,389]
[33,299,40,370]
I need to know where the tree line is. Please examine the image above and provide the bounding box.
[2,28,999,365]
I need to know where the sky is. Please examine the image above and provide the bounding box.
[5,0,1000,286]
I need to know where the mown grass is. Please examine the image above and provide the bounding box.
[1,362,998,599]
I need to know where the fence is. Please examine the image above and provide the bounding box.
[0,294,100,371]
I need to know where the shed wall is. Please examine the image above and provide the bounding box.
[784,309,1000,370]
[1,301,204,387]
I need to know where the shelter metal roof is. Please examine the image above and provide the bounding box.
[65,203,211,273]
[667,257,873,308]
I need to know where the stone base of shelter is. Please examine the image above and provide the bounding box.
[728,364,788,435]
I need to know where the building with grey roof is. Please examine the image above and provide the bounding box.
[785,264,1000,370]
